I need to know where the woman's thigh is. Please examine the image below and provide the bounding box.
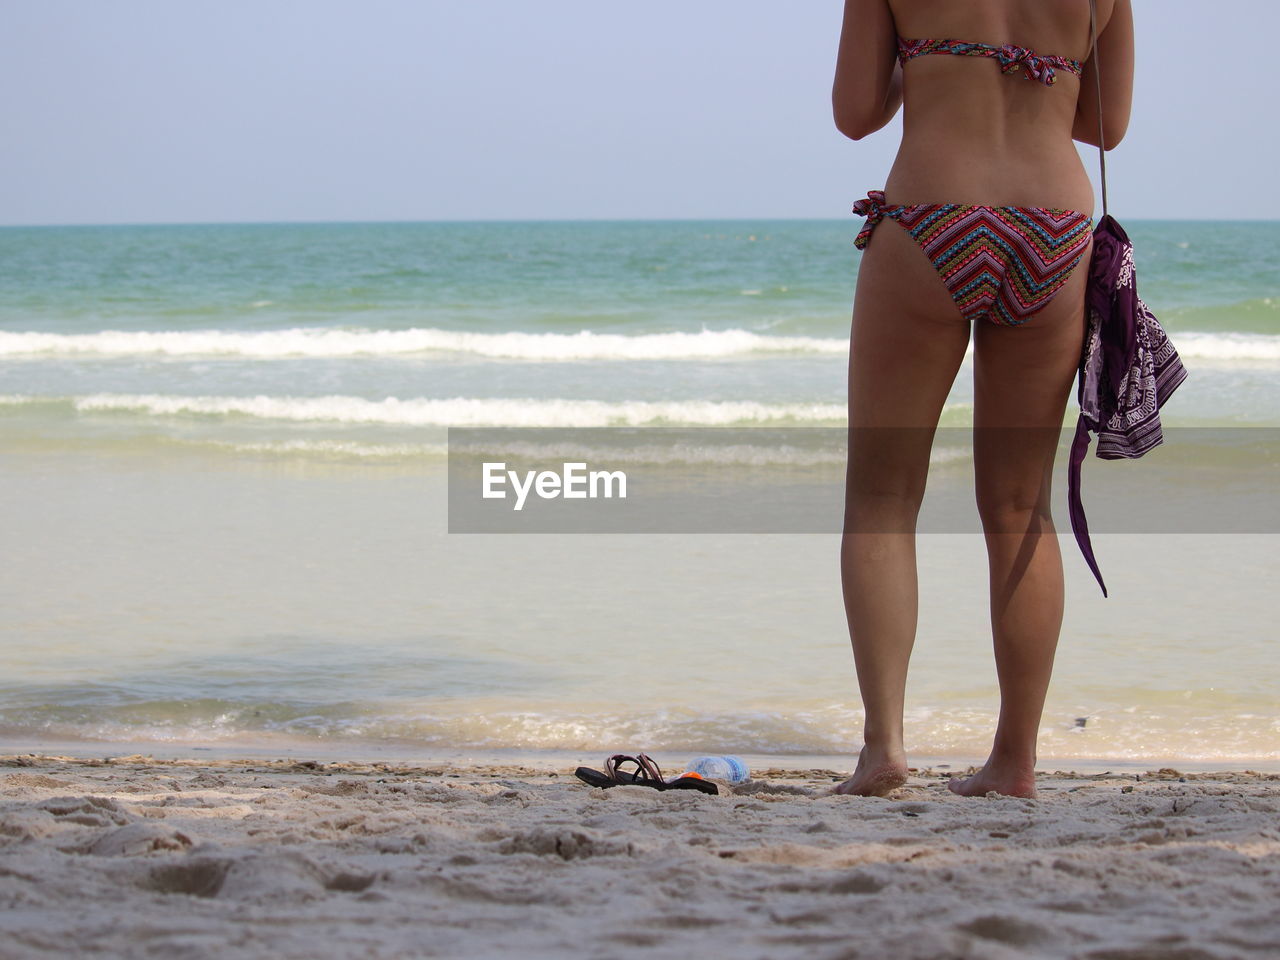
[971,239,1092,523]
[846,221,971,521]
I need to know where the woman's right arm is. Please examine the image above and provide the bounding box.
[832,0,902,141]
[1073,0,1135,149]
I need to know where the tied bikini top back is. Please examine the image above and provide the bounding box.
[897,37,1084,86]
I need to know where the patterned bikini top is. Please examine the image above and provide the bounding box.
[897,37,1084,86]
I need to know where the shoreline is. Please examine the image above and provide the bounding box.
[4,741,1279,777]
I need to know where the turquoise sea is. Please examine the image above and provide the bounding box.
[1,220,1276,767]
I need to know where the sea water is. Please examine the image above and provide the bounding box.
[1,220,1276,766]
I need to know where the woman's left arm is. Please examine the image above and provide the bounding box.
[1073,0,1135,148]
[832,0,902,140]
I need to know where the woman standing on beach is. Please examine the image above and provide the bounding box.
[832,0,1134,798]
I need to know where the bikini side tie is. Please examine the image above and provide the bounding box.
[852,191,892,249]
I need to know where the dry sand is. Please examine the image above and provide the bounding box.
[1,754,1277,960]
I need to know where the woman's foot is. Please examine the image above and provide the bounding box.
[946,762,1038,799]
[833,746,908,797]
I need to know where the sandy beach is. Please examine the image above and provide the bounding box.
[5,2,1278,957]
[1,754,1276,959]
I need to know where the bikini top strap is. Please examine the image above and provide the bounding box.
[1089,0,1108,216]
[897,37,1082,85]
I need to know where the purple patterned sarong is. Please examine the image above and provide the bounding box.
[1068,215,1189,597]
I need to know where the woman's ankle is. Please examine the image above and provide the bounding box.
[859,740,907,767]
[987,738,1037,772]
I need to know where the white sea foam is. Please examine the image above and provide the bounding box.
[0,327,850,361]
[206,439,451,459]
[65,393,849,427]
[450,440,970,467]
[1169,331,1280,362]
[2,326,1276,362]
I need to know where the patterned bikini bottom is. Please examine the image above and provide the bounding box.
[853,190,1093,327]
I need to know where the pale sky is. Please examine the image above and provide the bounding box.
[3,0,1274,225]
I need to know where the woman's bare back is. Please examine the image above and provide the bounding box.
[834,0,1133,209]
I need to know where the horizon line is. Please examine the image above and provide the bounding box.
[4,215,1280,229]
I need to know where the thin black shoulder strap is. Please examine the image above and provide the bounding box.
[1089,0,1108,216]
